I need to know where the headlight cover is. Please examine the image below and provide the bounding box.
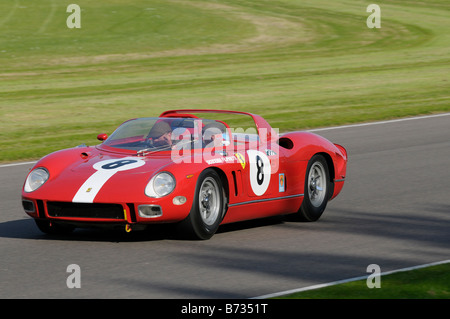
[24,168,49,193]
[145,172,175,198]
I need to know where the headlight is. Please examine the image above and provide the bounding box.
[24,168,49,193]
[145,172,175,198]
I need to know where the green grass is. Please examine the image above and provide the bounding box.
[275,263,450,299]
[1,0,449,162]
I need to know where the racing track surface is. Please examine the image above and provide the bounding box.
[0,114,449,298]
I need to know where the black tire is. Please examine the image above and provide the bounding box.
[177,169,226,240]
[35,220,75,235]
[298,154,331,222]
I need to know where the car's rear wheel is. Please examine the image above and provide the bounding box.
[298,154,331,222]
[178,169,226,240]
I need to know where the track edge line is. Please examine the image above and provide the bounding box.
[251,259,450,299]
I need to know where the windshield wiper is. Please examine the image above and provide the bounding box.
[137,144,171,156]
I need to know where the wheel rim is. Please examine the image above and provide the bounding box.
[198,177,221,226]
[308,161,327,207]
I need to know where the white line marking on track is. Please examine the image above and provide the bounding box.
[0,161,37,168]
[251,259,450,299]
[308,112,450,132]
[1,112,449,168]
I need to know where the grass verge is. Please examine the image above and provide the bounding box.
[275,262,450,299]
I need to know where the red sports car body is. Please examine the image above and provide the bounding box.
[22,110,347,239]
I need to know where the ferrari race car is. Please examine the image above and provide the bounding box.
[22,109,347,239]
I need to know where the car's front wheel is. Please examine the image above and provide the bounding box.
[178,169,226,240]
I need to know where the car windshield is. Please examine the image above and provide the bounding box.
[101,117,232,154]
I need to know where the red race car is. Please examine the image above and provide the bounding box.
[22,109,347,239]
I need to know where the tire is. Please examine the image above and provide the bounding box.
[35,220,75,235]
[178,169,226,240]
[298,154,331,222]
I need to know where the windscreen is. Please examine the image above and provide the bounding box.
[101,117,231,153]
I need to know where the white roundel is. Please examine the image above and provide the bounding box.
[247,150,271,196]
[73,157,146,203]
[93,157,145,172]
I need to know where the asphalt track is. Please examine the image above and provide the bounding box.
[0,114,449,299]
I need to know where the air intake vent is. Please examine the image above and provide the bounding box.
[47,202,125,219]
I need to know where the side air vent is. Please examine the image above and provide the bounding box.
[278,137,294,149]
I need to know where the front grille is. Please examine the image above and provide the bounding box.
[47,202,125,220]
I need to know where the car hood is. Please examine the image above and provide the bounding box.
[26,146,174,203]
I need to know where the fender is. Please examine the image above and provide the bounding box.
[279,131,344,160]
[279,131,347,196]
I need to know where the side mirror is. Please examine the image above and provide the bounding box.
[97,133,108,141]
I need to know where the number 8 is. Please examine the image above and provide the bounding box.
[247,150,271,196]
[101,159,137,170]
[256,155,264,185]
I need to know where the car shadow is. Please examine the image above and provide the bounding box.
[0,218,175,242]
[0,216,287,242]
[217,215,285,235]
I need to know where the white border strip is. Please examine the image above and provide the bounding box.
[308,112,450,132]
[252,259,450,299]
[1,112,449,169]
[0,161,37,168]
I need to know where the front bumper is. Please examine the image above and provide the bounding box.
[22,196,192,228]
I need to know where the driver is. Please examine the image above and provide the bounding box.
[147,121,173,148]
[202,121,226,148]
